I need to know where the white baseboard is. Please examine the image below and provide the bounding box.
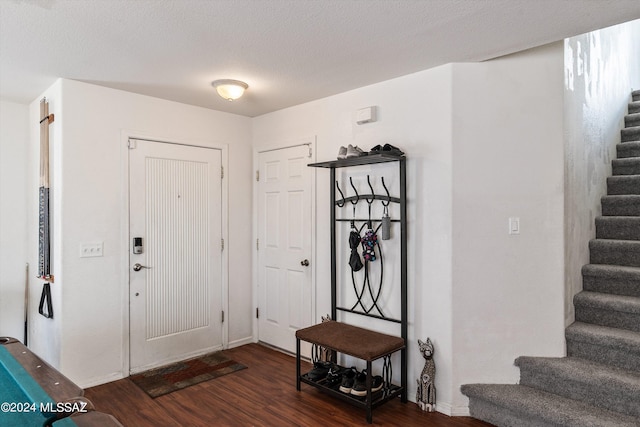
[435,401,470,416]
[228,336,254,349]
[78,371,125,389]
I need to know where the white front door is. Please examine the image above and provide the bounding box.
[129,139,223,373]
[257,145,313,353]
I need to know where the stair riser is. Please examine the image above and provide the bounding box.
[567,339,640,372]
[583,275,640,298]
[626,115,640,128]
[630,102,640,114]
[519,368,640,418]
[575,306,640,333]
[622,128,640,142]
[624,113,640,128]
[595,218,640,240]
[590,241,640,267]
[612,160,640,176]
[601,197,640,216]
[468,398,555,427]
[617,143,640,159]
[607,177,640,195]
[633,91,640,103]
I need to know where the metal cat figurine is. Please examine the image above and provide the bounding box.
[416,338,436,412]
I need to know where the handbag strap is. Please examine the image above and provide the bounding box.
[38,283,53,319]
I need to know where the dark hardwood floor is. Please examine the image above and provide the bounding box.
[85,343,494,426]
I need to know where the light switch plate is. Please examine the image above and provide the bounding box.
[80,242,103,257]
[508,217,520,235]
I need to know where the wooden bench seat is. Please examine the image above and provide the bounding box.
[296,320,405,361]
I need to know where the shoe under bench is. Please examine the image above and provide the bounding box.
[296,320,406,424]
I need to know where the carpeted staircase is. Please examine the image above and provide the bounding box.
[461,90,640,427]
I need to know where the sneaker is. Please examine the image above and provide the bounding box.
[369,144,382,154]
[346,145,366,158]
[337,146,347,159]
[350,370,384,396]
[325,364,344,387]
[381,143,404,156]
[307,361,332,381]
[339,367,358,393]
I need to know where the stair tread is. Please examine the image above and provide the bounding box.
[596,215,640,221]
[461,384,639,427]
[591,237,640,242]
[582,263,640,278]
[613,157,640,164]
[516,356,640,418]
[566,322,640,349]
[607,174,640,180]
[575,291,640,314]
[516,356,640,388]
[602,194,640,199]
[589,238,640,252]
[590,238,640,247]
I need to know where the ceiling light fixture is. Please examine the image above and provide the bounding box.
[211,79,248,101]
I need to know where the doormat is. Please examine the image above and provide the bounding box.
[130,352,247,398]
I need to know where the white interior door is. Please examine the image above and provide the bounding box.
[257,145,313,353]
[129,139,223,373]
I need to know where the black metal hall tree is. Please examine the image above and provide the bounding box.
[296,152,407,424]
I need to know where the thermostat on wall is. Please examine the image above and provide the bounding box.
[356,106,377,125]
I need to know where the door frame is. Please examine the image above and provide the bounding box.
[252,137,317,349]
[120,131,229,375]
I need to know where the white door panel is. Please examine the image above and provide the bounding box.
[129,139,223,372]
[258,145,312,353]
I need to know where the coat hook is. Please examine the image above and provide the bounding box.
[336,181,346,207]
[365,175,375,205]
[349,177,360,204]
[381,177,391,207]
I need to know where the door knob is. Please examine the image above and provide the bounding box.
[133,263,151,272]
[300,259,310,267]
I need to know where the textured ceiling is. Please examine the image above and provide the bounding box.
[1,0,640,117]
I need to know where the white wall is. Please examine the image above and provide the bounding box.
[451,43,566,413]
[27,79,253,386]
[0,101,29,340]
[253,42,566,415]
[564,19,640,326]
[252,65,456,410]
